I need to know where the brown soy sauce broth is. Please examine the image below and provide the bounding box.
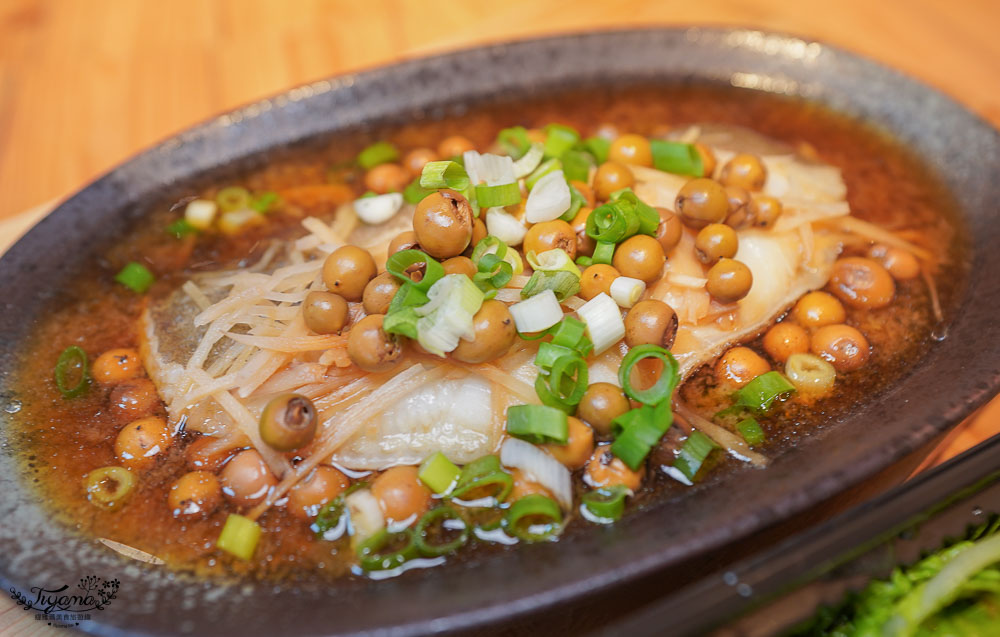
[8,84,967,581]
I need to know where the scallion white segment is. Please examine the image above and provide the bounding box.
[500,438,572,509]
[185,198,218,230]
[485,207,527,246]
[463,150,516,186]
[524,170,571,223]
[609,276,646,308]
[512,143,544,178]
[508,289,563,333]
[415,274,485,356]
[354,192,403,224]
[577,292,625,354]
[345,489,385,543]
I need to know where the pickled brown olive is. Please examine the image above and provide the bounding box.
[371,466,432,523]
[403,147,436,178]
[322,245,377,302]
[724,186,755,229]
[523,219,576,259]
[92,348,142,385]
[543,417,595,470]
[437,135,475,159]
[694,223,739,265]
[811,324,870,372]
[259,393,318,452]
[655,207,683,254]
[364,163,408,194]
[362,271,402,315]
[167,471,222,519]
[624,299,678,349]
[706,258,753,303]
[450,300,517,364]
[609,134,653,167]
[387,231,419,256]
[347,314,403,373]
[828,257,895,309]
[287,466,350,520]
[715,347,770,388]
[868,244,921,281]
[584,445,643,491]
[579,264,621,301]
[720,154,767,191]
[675,178,729,229]
[412,189,474,258]
[792,291,846,328]
[694,142,717,178]
[442,256,477,278]
[109,378,159,419]
[763,322,810,363]
[115,416,171,471]
[593,161,635,201]
[752,195,783,229]
[220,449,277,508]
[613,235,665,283]
[577,383,631,437]
[302,291,349,334]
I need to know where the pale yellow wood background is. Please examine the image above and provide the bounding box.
[2,0,1000,633]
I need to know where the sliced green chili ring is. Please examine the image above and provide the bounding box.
[216,186,251,212]
[83,466,135,510]
[619,344,680,406]
[580,136,611,164]
[419,160,470,191]
[533,342,575,371]
[610,401,672,470]
[470,235,508,266]
[450,471,514,503]
[543,124,581,159]
[547,354,589,406]
[54,345,89,398]
[592,241,615,265]
[736,417,766,446]
[650,140,704,177]
[585,200,640,243]
[504,494,563,542]
[115,262,155,294]
[549,317,592,356]
[356,528,419,571]
[534,376,575,413]
[387,282,430,313]
[611,189,660,236]
[582,485,629,522]
[385,249,444,292]
[507,404,569,444]
[497,126,532,159]
[475,182,522,208]
[473,253,513,290]
[734,371,796,413]
[575,256,594,268]
[166,218,197,238]
[357,141,399,170]
[250,191,280,213]
[414,507,469,557]
[456,455,503,485]
[673,431,719,482]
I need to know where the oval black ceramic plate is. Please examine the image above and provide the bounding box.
[2,28,999,637]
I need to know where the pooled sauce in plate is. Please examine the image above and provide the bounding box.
[8,84,966,582]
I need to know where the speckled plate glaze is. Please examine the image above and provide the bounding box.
[1,28,999,636]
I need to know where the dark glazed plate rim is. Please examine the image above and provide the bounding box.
[1,27,999,637]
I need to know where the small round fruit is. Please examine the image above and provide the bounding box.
[220,449,277,508]
[523,219,576,259]
[609,134,653,167]
[828,257,895,309]
[115,416,171,471]
[92,348,142,384]
[752,195,783,229]
[371,466,432,523]
[109,378,159,419]
[675,178,729,229]
[543,417,595,470]
[403,148,436,177]
[438,135,475,158]
[724,186,755,229]
[624,300,677,349]
[584,445,643,491]
[442,256,477,278]
[593,161,635,201]
[322,245,377,302]
[792,291,846,329]
[694,223,739,265]
[388,231,419,256]
[259,393,318,452]
[613,235,665,283]
[720,154,767,191]
[577,383,630,437]
[706,258,753,303]
[451,300,517,363]
[715,347,770,388]
[302,291,349,334]
[579,264,620,300]
[412,189,474,258]
[811,324,870,372]
[868,244,921,281]
[287,466,350,520]
[362,271,402,315]
[364,163,408,194]
[763,322,810,363]
[694,143,717,177]
[347,314,403,373]
[168,471,222,519]
[655,207,683,253]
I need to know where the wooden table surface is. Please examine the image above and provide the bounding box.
[2,1,1000,634]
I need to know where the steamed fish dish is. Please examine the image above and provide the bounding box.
[11,86,959,579]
